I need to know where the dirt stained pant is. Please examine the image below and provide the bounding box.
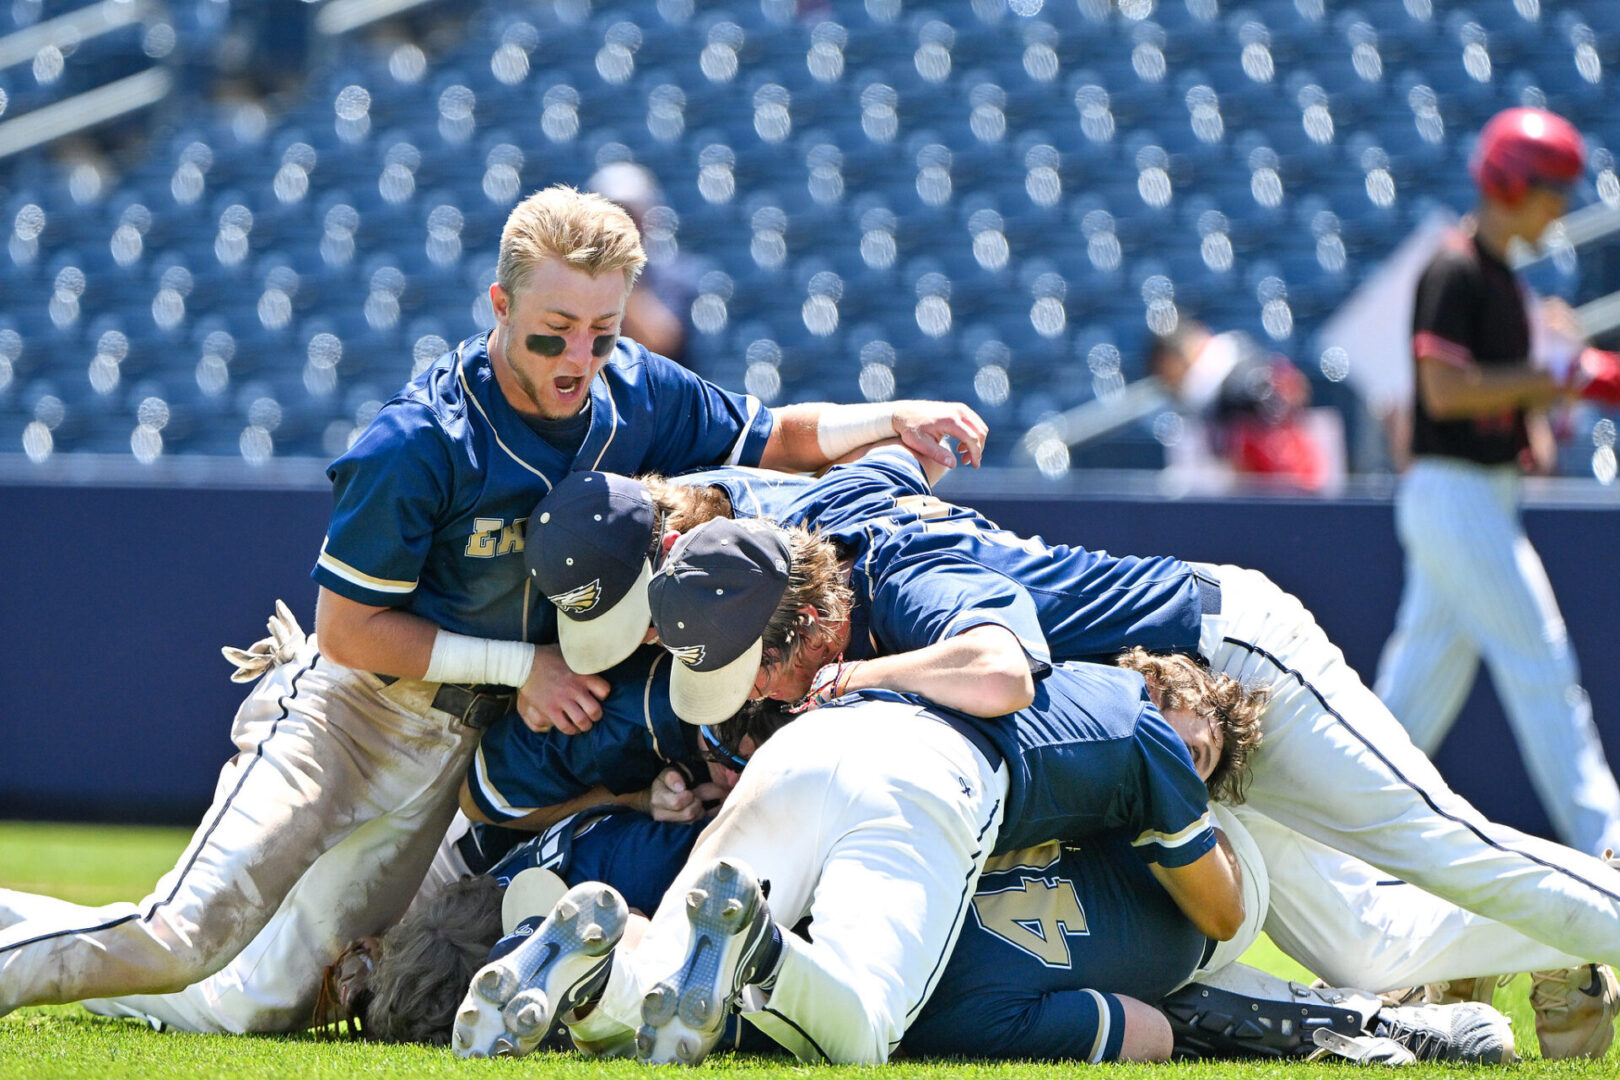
[0,633,477,1026]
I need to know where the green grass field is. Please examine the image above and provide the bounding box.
[0,821,1613,1079]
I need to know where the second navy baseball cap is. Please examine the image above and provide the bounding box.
[526,471,658,674]
[647,517,791,725]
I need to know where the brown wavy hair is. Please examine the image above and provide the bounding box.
[1116,647,1267,804]
[759,525,854,674]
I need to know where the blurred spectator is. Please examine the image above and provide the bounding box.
[586,163,705,367]
[1148,320,1328,490]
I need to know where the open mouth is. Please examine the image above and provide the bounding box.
[554,376,584,396]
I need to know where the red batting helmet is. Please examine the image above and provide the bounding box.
[1470,107,1586,205]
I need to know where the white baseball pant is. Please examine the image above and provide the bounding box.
[577,702,1008,1064]
[0,632,477,1021]
[1231,805,1582,990]
[1203,564,1620,986]
[1375,458,1620,855]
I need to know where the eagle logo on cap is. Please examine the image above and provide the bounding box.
[668,643,707,668]
[548,579,601,615]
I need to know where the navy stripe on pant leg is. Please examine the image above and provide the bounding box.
[0,656,322,954]
[1228,635,1620,906]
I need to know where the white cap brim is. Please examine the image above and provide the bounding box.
[501,867,571,935]
[668,637,764,726]
[557,560,653,674]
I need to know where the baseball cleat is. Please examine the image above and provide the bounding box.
[1531,963,1619,1059]
[451,881,627,1059]
[1372,1000,1517,1064]
[636,857,777,1066]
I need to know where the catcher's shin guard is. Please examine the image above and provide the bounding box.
[1160,963,1380,1059]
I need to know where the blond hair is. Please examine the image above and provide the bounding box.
[639,474,733,534]
[498,185,647,296]
[1115,647,1266,804]
[760,525,853,672]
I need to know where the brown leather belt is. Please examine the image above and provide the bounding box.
[375,675,514,730]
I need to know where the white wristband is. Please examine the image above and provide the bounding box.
[424,631,537,687]
[815,402,895,460]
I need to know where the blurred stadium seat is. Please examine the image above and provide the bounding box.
[0,0,1616,469]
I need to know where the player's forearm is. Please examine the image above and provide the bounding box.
[460,782,638,831]
[759,402,892,471]
[1417,357,1563,419]
[845,625,1036,717]
[314,587,535,685]
[1150,829,1245,941]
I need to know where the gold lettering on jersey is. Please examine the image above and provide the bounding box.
[892,493,956,521]
[496,518,527,556]
[971,843,1089,968]
[465,517,529,558]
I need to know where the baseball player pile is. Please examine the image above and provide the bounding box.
[5,121,1620,1067]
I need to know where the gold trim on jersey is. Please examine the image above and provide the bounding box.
[643,650,668,759]
[316,539,416,594]
[584,372,619,471]
[456,354,554,488]
[1132,810,1216,852]
[470,741,537,820]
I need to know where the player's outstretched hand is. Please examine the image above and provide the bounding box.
[518,644,609,734]
[892,400,989,468]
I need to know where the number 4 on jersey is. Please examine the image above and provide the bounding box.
[970,844,1090,968]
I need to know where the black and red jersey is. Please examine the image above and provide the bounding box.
[1409,227,1531,465]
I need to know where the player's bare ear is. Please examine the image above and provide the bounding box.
[661,530,681,555]
[490,283,509,321]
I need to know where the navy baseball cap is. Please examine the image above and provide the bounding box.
[647,517,791,725]
[526,471,658,674]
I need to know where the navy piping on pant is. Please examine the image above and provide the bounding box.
[0,655,322,955]
[903,792,1005,1039]
[1228,635,1620,905]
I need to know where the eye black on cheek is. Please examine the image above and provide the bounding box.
[526,334,566,357]
[591,334,618,357]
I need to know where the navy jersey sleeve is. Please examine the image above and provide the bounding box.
[866,553,1052,673]
[313,400,451,606]
[905,987,1128,1061]
[562,811,703,916]
[1412,249,1479,363]
[780,446,932,535]
[1126,706,1219,868]
[465,653,684,822]
[635,346,773,472]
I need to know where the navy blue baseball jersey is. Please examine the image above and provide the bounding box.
[312,333,772,641]
[904,832,1205,1061]
[825,661,1218,864]
[463,646,698,823]
[670,465,817,521]
[489,806,703,918]
[775,451,1209,667]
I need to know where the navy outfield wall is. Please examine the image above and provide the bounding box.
[2,472,1616,843]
